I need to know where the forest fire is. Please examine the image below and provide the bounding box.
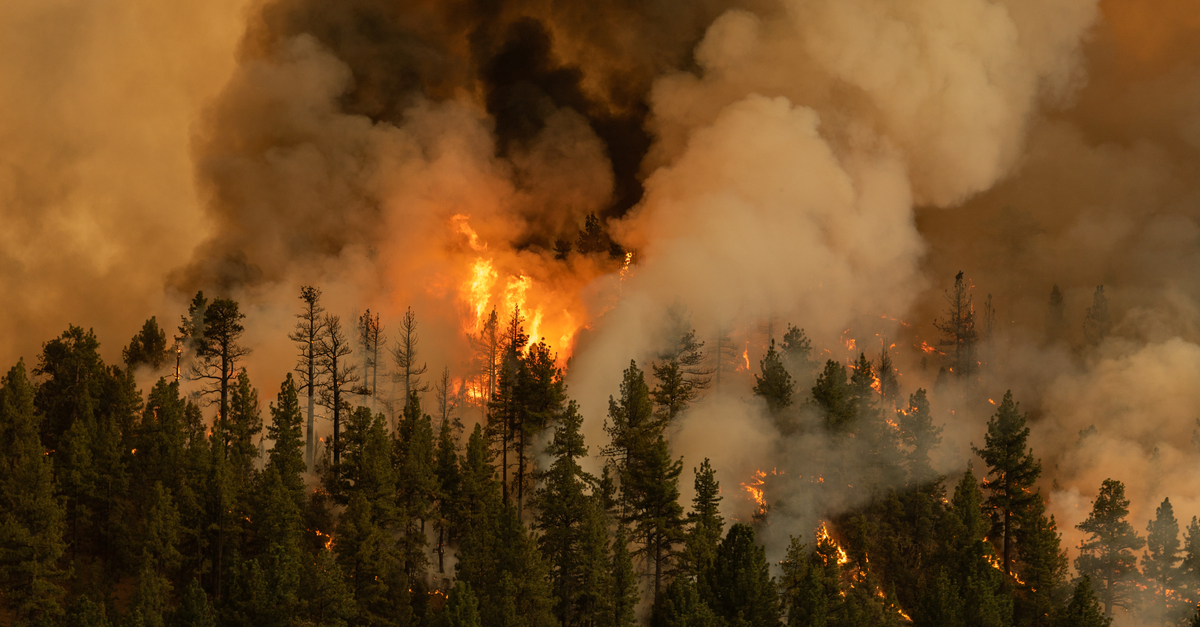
[817,522,850,566]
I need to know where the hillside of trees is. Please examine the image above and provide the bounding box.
[0,276,1194,627]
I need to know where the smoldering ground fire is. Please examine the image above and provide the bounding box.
[6,0,1200,623]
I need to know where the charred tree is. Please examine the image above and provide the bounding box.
[315,314,358,468]
[288,286,324,471]
[933,271,978,379]
[357,309,384,415]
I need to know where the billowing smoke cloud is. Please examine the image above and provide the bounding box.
[10,0,1200,600]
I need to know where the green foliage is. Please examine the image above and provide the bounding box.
[654,576,724,627]
[1143,497,1183,625]
[172,579,216,627]
[0,360,67,624]
[812,360,853,432]
[124,317,171,370]
[974,391,1042,575]
[266,374,306,505]
[899,389,941,487]
[703,524,781,626]
[683,459,724,578]
[752,339,794,418]
[1052,577,1111,627]
[1075,478,1144,616]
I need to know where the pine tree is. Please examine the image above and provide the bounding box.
[0,360,67,624]
[486,307,528,504]
[974,390,1042,577]
[1075,478,1145,616]
[532,401,594,625]
[1083,286,1111,346]
[224,369,262,484]
[703,524,781,626]
[651,306,711,425]
[124,317,171,370]
[1052,577,1111,627]
[933,271,978,378]
[1180,517,1200,611]
[653,575,722,627]
[188,298,251,454]
[1143,497,1182,626]
[433,410,463,574]
[287,286,324,472]
[576,213,608,255]
[61,594,112,627]
[812,360,854,433]
[607,526,640,627]
[249,467,304,625]
[629,432,685,605]
[1045,285,1066,344]
[752,339,794,419]
[898,389,941,487]
[515,341,564,516]
[297,547,355,627]
[442,581,483,627]
[877,344,899,405]
[781,324,818,391]
[1014,498,1067,627]
[173,578,217,627]
[682,459,724,578]
[316,314,358,468]
[395,393,435,578]
[266,374,306,504]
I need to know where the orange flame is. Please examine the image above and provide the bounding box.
[916,341,943,355]
[742,469,768,514]
[464,258,497,332]
[817,522,850,565]
[619,251,634,281]
[451,214,486,251]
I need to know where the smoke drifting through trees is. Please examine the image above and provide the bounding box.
[7,0,1200,622]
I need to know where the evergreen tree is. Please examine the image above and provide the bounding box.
[442,581,483,627]
[486,307,528,504]
[898,389,941,487]
[124,317,171,370]
[812,360,853,433]
[711,323,739,392]
[781,324,818,391]
[128,559,171,627]
[1083,286,1111,346]
[1014,498,1067,627]
[1180,517,1200,610]
[974,390,1042,577]
[61,594,112,627]
[682,459,724,578]
[173,578,216,627]
[607,526,640,627]
[532,400,596,625]
[752,339,794,420]
[224,369,262,483]
[297,547,355,627]
[651,306,711,425]
[576,213,608,255]
[1052,577,1111,627]
[0,360,66,624]
[625,434,685,604]
[654,575,723,627]
[433,408,463,574]
[287,286,324,472]
[188,297,251,454]
[395,393,435,578]
[515,341,564,516]
[1075,478,1145,616]
[933,271,978,378]
[1045,285,1066,344]
[266,374,306,504]
[1143,497,1182,626]
[703,524,781,626]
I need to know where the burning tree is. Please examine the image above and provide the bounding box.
[933,271,978,379]
[391,306,428,407]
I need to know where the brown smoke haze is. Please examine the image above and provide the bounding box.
[6,0,1200,607]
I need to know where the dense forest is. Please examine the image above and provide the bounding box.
[0,272,1194,627]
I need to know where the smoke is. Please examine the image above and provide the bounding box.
[9,0,1200,607]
